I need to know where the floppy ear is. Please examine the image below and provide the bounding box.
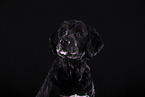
[85,26,104,60]
[49,29,59,55]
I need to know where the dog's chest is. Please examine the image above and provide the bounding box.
[50,58,93,96]
[53,60,85,91]
[54,64,82,83]
[54,59,83,80]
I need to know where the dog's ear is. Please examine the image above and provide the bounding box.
[85,26,104,60]
[49,29,59,55]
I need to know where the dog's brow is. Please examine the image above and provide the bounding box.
[61,23,68,28]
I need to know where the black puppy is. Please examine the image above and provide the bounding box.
[36,20,104,97]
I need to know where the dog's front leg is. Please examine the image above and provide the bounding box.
[36,73,51,97]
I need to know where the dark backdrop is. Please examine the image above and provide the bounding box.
[1,0,145,97]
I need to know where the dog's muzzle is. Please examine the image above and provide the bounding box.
[56,37,79,59]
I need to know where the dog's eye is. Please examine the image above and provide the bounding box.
[59,28,66,37]
[75,32,83,38]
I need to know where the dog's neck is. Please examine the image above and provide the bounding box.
[55,57,89,79]
[58,57,86,68]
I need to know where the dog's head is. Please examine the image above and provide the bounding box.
[49,20,104,60]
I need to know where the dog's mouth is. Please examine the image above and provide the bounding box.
[56,43,79,59]
[59,50,68,55]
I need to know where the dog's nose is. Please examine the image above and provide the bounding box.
[60,39,70,45]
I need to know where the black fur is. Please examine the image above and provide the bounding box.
[36,20,104,97]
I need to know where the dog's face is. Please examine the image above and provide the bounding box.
[56,20,88,59]
[49,20,104,60]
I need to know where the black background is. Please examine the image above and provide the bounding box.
[1,0,145,97]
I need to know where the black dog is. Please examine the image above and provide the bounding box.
[36,20,104,97]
